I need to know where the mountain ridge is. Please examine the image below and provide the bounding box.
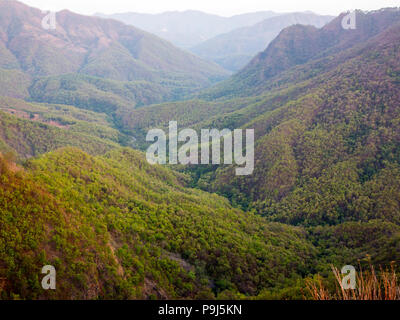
[190,12,334,71]
[198,8,400,100]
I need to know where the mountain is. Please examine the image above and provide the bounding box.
[190,12,334,71]
[0,0,228,121]
[95,10,279,49]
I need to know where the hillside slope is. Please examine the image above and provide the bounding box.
[0,147,316,299]
[0,0,228,116]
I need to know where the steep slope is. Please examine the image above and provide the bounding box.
[191,12,334,71]
[0,147,316,299]
[96,10,278,49]
[204,10,400,227]
[0,0,228,115]
[218,22,400,224]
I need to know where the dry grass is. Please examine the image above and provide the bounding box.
[306,263,400,300]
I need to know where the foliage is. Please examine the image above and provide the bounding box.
[0,148,316,299]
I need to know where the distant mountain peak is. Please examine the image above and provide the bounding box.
[95,10,280,48]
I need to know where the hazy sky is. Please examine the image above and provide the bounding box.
[19,0,400,16]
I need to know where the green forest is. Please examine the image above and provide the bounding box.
[0,1,400,300]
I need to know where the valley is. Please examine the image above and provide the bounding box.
[0,0,399,301]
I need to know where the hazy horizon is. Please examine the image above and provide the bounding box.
[17,0,400,17]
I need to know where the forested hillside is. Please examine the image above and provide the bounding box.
[0,4,400,300]
[95,11,278,49]
[2,146,399,299]
[0,147,319,299]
